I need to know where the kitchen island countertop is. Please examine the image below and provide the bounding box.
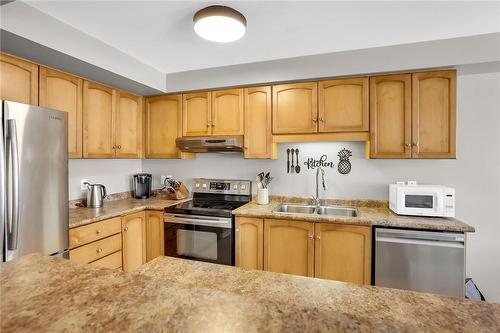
[233,197,475,232]
[1,254,498,332]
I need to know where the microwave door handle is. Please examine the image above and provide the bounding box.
[7,120,19,250]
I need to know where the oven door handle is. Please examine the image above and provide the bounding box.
[164,214,232,229]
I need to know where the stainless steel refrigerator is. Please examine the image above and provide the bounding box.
[1,100,69,262]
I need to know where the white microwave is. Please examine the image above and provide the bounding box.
[389,184,455,217]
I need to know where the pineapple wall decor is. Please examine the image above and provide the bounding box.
[337,148,352,175]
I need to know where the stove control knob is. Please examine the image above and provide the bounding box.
[241,184,246,190]
[195,183,200,188]
[233,184,238,190]
[202,183,207,189]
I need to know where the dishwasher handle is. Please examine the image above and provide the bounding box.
[376,236,464,248]
[376,228,465,243]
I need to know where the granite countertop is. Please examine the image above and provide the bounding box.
[1,254,499,332]
[69,196,191,228]
[233,197,475,232]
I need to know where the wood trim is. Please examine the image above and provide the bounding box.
[318,77,369,133]
[273,132,369,143]
[39,66,83,159]
[0,53,38,105]
[411,70,456,159]
[369,74,412,159]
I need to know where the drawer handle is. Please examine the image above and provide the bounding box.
[124,227,128,232]
[96,248,103,254]
[96,229,101,235]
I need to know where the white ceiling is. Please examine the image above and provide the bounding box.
[24,1,500,74]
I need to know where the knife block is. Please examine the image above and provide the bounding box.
[167,182,189,200]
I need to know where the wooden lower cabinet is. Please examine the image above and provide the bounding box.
[264,219,314,277]
[122,211,147,272]
[235,217,264,270]
[69,233,122,264]
[146,210,165,262]
[90,251,123,270]
[314,223,371,285]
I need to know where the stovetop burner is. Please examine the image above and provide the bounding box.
[164,178,252,218]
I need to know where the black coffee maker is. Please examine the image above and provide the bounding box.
[133,173,152,199]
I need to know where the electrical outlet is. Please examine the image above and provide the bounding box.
[80,179,89,190]
[160,175,166,186]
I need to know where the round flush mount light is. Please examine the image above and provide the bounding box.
[193,5,246,43]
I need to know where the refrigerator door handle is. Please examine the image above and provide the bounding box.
[7,119,19,250]
[0,105,5,257]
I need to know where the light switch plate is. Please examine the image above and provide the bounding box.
[80,179,89,190]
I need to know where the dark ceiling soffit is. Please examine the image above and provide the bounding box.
[0,29,163,96]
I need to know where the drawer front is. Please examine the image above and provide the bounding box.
[70,234,122,264]
[89,251,123,270]
[70,217,122,248]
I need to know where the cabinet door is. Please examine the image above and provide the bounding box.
[370,74,412,158]
[412,70,456,158]
[122,211,146,272]
[212,89,244,135]
[314,224,371,285]
[272,82,318,134]
[0,53,38,105]
[83,81,116,158]
[318,77,368,133]
[146,210,164,262]
[39,67,83,158]
[115,91,142,158]
[145,95,182,158]
[244,86,276,159]
[182,92,211,136]
[264,219,314,277]
[235,217,263,270]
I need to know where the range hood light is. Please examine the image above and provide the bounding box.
[193,5,246,43]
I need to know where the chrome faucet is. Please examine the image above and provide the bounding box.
[313,166,328,209]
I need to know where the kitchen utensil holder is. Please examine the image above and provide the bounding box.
[257,188,269,205]
[167,182,189,200]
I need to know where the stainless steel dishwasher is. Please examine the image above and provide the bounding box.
[375,228,465,298]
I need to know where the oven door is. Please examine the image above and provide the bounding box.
[164,213,234,266]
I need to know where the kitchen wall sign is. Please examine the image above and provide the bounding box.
[303,154,335,170]
[337,148,352,175]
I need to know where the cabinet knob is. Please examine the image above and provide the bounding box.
[96,248,102,254]
[96,229,101,234]
[312,118,318,123]
[404,143,412,148]
[236,228,239,232]
[117,145,122,149]
[318,117,325,123]
[316,235,321,240]
[124,227,128,232]
[112,145,117,149]
[308,234,314,239]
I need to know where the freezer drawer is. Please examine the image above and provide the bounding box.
[375,228,465,298]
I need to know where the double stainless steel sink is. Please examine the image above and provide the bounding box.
[274,204,358,217]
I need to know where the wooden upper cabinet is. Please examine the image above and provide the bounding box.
[318,77,369,133]
[183,92,211,136]
[244,86,276,159]
[39,67,83,158]
[146,210,164,262]
[83,81,116,158]
[314,224,371,285]
[115,91,142,158]
[412,70,456,158]
[212,89,244,135]
[370,74,412,158]
[272,82,318,134]
[145,94,182,158]
[122,211,146,272]
[264,219,314,277]
[0,53,38,105]
[235,217,264,270]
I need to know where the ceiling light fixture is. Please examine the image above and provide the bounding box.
[193,5,246,43]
